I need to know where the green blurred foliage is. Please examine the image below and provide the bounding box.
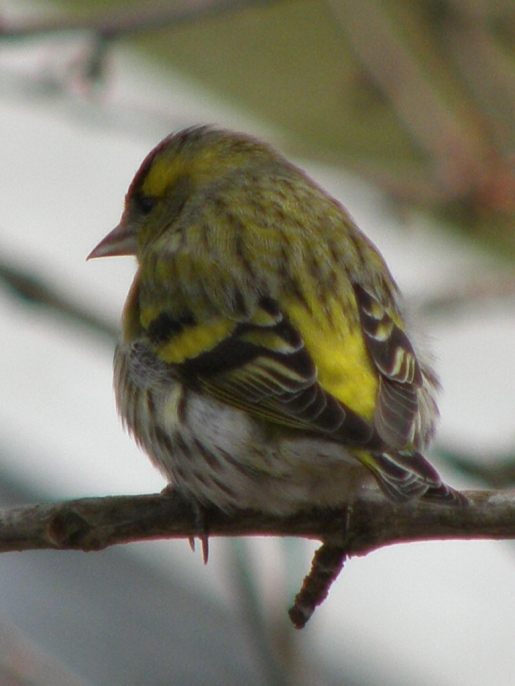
[41,0,515,254]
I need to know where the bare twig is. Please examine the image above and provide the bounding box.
[289,543,347,629]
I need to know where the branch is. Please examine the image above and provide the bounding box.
[1,488,514,626]
[1,0,283,91]
[3,488,514,554]
[0,258,117,341]
[1,0,280,41]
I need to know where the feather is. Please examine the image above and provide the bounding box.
[354,283,423,448]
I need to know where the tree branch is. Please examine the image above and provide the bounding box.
[2,488,512,626]
[3,488,515,555]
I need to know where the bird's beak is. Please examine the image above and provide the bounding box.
[87,221,137,259]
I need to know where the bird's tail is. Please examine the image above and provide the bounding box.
[360,450,466,505]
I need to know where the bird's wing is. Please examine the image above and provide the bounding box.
[145,295,375,446]
[141,277,425,454]
[353,283,423,448]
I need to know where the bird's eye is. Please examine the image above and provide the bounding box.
[134,194,158,215]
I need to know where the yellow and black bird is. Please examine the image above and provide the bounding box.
[89,126,462,514]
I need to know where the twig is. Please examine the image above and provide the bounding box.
[289,543,347,629]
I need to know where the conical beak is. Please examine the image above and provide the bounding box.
[87,221,137,259]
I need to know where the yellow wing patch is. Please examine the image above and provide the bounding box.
[284,298,378,422]
[140,301,236,365]
[156,318,236,364]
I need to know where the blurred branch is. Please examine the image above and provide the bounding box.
[419,271,515,316]
[327,0,515,228]
[0,488,513,626]
[0,258,117,341]
[328,0,482,180]
[0,0,281,41]
[438,449,515,489]
[228,539,292,684]
[0,621,92,686]
[1,0,283,91]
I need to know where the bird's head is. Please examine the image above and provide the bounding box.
[87,126,277,261]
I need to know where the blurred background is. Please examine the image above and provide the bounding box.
[1,0,515,684]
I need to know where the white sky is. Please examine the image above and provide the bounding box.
[1,9,515,686]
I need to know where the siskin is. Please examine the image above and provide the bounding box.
[89,126,462,514]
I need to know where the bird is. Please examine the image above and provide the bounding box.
[88,125,463,516]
